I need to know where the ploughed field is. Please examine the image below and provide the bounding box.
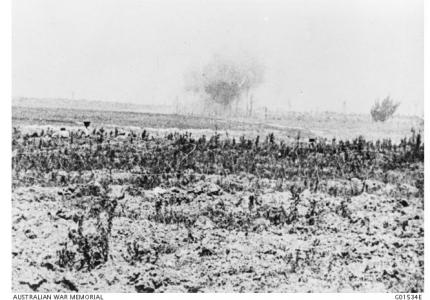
[12,126,424,292]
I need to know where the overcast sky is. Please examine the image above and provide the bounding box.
[13,0,423,115]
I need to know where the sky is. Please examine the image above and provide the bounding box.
[13,0,423,115]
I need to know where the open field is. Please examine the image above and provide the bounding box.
[262,111,423,142]
[12,108,424,292]
[13,106,422,141]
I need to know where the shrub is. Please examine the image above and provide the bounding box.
[371,96,400,122]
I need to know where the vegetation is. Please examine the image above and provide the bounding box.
[371,96,400,122]
[12,125,424,292]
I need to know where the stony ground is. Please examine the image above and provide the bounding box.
[12,171,424,292]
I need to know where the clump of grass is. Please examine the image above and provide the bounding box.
[56,183,119,271]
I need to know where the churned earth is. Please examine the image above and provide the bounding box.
[12,171,424,292]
